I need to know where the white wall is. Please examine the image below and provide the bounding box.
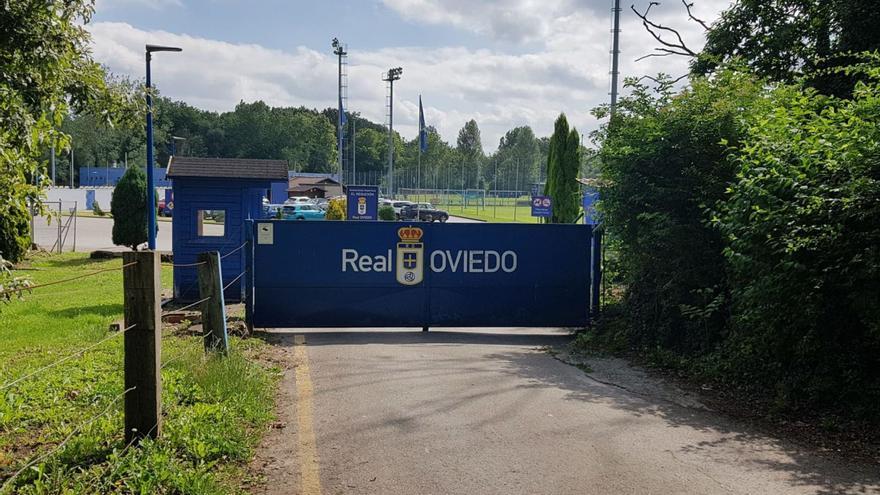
[44,187,168,210]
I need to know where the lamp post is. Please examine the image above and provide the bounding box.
[145,44,181,251]
[382,67,402,198]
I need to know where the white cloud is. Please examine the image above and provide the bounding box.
[96,0,182,10]
[88,0,730,152]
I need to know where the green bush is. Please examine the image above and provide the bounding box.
[0,201,31,263]
[594,70,763,353]
[111,167,154,250]
[713,68,880,414]
[325,197,346,220]
[378,205,396,221]
[594,62,880,419]
[92,201,106,216]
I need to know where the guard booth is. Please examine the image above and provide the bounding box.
[245,220,598,329]
[168,157,287,302]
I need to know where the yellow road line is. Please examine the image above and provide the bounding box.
[294,334,322,495]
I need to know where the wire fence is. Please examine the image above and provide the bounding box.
[29,200,78,253]
[3,248,246,491]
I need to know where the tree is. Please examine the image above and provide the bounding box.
[456,120,484,189]
[488,126,540,190]
[0,0,139,262]
[694,0,880,96]
[543,114,580,223]
[111,167,150,250]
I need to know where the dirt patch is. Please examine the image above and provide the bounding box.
[553,348,709,411]
[246,331,300,494]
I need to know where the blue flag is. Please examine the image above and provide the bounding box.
[418,95,428,153]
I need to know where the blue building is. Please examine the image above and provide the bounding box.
[167,157,288,302]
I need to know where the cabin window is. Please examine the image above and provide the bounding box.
[197,209,225,237]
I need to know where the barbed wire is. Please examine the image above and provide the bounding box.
[219,241,249,259]
[162,241,250,269]
[0,386,136,492]
[223,272,245,291]
[160,296,211,318]
[0,324,136,391]
[162,260,207,268]
[0,261,138,297]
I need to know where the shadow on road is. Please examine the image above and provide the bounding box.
[257,328,574,348]
[256,327,879,494]
[483,349,880,495]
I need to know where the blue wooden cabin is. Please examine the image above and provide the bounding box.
[167,157,288,302]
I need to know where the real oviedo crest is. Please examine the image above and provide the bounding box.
[396,226,424,286]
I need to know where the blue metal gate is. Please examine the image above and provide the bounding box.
[245,220,595,328]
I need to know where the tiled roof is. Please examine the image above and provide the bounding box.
[167,157,288,180]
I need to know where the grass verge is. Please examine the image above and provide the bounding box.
[0,252,278,494]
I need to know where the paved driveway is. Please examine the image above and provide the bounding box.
[254,327,880,495]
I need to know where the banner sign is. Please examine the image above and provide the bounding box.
[531,195,552,217]
[346,185,379,221]
[250,221,592,328]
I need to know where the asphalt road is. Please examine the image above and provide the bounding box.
[36,215,477,253]
[261,328,879,495]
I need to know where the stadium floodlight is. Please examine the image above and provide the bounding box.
[382,67,403,197]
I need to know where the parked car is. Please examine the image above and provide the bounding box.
[281,204,326,220]
[284,196,313,205]
[390,201,414,219]
[313,198,329,210]
[264,204,284,218]
[399,203,449,222]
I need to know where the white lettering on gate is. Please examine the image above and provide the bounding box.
[502,251,517,272]
[341,249,392,272]
[345,248,518,274]
[428,250,518,273]
[430,251,446,272]
[469,250,483,273]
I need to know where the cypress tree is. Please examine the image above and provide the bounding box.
[111,167,150,250]
[545,114,573,223]
[558,128,581,223]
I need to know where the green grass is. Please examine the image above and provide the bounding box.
[0,253,277,494]
[452,205,540,223]
[398,194,540,223]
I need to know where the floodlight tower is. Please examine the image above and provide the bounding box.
[332,38,348,182]
[382,67,402,197]
[609,0,622,116]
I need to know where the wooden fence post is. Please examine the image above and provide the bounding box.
[123,250,162,443]
[198,251,228,354]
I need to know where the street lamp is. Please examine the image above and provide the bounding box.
[145,44,182,251]
[382,67,402,198]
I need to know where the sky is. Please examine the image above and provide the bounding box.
[89,0,732,152]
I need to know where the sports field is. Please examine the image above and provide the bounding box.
[398,191,539,223]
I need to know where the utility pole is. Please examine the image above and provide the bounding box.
[332,38,347,183]
[382,67,402,198]
[610,0,622,116]
[50,146,55,186]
